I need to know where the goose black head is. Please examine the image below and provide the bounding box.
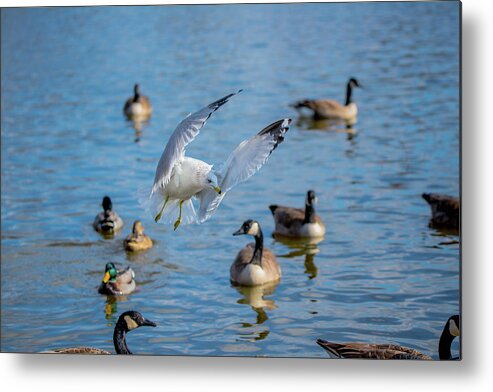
[102,262,118,283]
[134,83,141,95]
[233,219,261,237]
[118,311,157,332]
[306,190,318,207]
[348,77,362,88]
[102,196,112,211]
[448,315,460,337]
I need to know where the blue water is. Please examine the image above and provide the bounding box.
[1,2,460,358]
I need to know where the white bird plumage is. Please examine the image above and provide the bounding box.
[143,91,291,230]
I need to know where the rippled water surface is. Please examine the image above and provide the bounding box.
[1,2,460,358]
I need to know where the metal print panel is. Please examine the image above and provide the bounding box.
[0,1,461,359]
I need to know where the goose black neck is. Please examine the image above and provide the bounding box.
[345,82,353,106]
[250,228,264,266]
[304,202,316,224]
[438,324,455,360]
[113,322,132,354]
[133,92,140,103]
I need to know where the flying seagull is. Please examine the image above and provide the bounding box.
[143,90,291,230]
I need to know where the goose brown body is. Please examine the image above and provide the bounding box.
[231,220,281,286]
[231,243,281,286]
[270,190,325,238]
[294,99,357,121]
[422,193,459,230]
[42,311,156,355]
[316,341,432,360]
[124,83,153,121]
[317,315,460,360]
[293,78,361,121]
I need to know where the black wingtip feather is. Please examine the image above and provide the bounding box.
[257,119,291,155]
[207,90,243,111]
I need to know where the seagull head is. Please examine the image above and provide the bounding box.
[205,172,221,194]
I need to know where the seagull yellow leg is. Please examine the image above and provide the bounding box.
[173,200,184,231]
[154,195,169,223]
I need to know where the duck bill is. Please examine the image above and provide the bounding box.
[102,271,111,284]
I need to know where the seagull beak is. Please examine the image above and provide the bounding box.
[102,271,111,284]
[213,186,222,195]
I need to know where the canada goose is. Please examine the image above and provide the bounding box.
[269,190,325,238]
[317,315,460,360]
[93,196,124,234]
[124,83,153,121]
[43,311,156,355]
[143,89,290,230]
[231,220,281,286]
[123,220,153,252]
[293,78,362,121]
[422,193,459,231]
[98,262,136,295]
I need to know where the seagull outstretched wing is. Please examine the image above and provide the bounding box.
[151,90,242,196]
[196,118,291,223]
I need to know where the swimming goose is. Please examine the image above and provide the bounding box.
[98,262,136,295]
[317,315,460,360]
[93,196,124,234]
[269,190,325,238]
[293,78,361,121]
[231,220,281,286]
[43,311,156,355]
[124,83,153,121]
[422,193,460,231]
[123,220,153,252]
[142,90,291,230]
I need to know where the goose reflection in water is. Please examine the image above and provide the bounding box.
[295,115,358,141]
[126,118,151,143]
[233,281,279,342]
[274,234,323,280]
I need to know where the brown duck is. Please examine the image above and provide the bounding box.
[123,220,153,252]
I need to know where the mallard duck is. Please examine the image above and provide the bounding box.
[43,311,156,355]
[93,196,124,234]
[293,78,361,121]
[231,220,281,286]
[98,262,136,295]
[123,220,153,252]
[317,315,460,360]
[422,193,460,231]
[123,83,153,121]
[269,190,325,238]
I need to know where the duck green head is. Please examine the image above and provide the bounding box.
[102,262,117,283]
